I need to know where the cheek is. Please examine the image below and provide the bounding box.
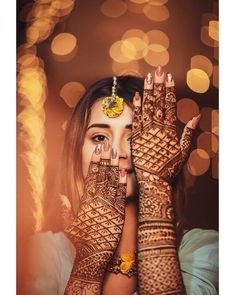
[81,139,95,179]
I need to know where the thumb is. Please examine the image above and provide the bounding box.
[180,114,201,155]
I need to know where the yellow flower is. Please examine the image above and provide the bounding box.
[102,96,124,118]
[120,261,133,273]
[120,253,135,273]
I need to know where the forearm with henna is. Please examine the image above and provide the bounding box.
[132,69,198,294]
[62,145,127,294]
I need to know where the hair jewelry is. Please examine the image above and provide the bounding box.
[102,76,124,118]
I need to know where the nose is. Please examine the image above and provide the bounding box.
[112,137,130,160]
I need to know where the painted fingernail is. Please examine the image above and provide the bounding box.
[111,148,117,159]
[121,168,127,177]
[104,139,110,152]
[135,91,140,100]
[166,72,173,83]
[146,73,153,84]
[156,65,163,76]
[95,144,102,155]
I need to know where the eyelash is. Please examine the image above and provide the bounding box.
[91,134,108,142]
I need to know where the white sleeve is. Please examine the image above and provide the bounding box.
[26,231,75,295]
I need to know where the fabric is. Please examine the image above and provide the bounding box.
[26,228,218,295]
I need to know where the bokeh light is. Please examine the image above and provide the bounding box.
[212,109,219,136]
[101,0,127,18]
[126,1,146,14]
[26,18,55,45]
[212,65,218,88]
[149,0,168,5]
[177,98,200,124]
[209,20,219,41]
[129,0,146,3]
[144,44,169,66]
[110,40,136,63]
[17,54,44,72]
[112,60,141,76]
[186,69,210,93]
[199,107,213,132]
[122,37,148,60]
[51,33,77,61]
[60,82,86,108]
[187,149,210,176]
[122,29,149,44]
[19,3,34,23]
[143,3,169,21]
[146,30,169,49]
[197,132,218,157]
[212,154,218,179]
[201,26,218,48]
[190,55,213,77]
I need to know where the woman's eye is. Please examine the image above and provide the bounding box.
[91,135,107,142]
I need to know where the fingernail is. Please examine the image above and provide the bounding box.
[156,65,163,76]
[95,144,102,155]
[146,73,153,84]
[191,114,201,129]
[121,168,127,177]
[135,92,140,100]
[104,139,110,152]
[166,72,173,83]
[111,148,117,159]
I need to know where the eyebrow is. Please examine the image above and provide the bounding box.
[87,123,132,130]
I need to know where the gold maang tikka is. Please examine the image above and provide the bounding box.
[102,76,124,118]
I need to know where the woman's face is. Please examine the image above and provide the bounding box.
[82,99,137,197]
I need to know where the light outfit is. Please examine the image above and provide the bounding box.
[26,228,218,295]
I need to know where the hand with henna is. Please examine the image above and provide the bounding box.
[131,66,200,295]
[61,142,127,294]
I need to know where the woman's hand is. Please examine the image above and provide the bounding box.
[131,66,200,295]
[61,142,127,294]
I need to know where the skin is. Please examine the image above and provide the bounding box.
[81,100,138,294]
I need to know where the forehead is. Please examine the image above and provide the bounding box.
[89,99,133,125]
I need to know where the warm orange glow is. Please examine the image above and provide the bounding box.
[109,40,135,63]
[122,37,148,60]
[60,82,86,108]
[212,109,219,136]
[197,132,218,157]
[19,3,34,23]
[212,154,218,179]
[112,60,140,75]
[51,33,77,56]
[126,1,146,14]
[144,44,169,66]
[143,3,169,21]
[129,0,146,3]
[199,107,213,132]
[201,26,218,48]
[212,65,218,88]
[26,26,40,45]
[50,0,75,17]
[17,68,47,232]
[146,30,169,49]
[209,20,219,41]
[27,18,55,44]
[190,55,213,77]
[149,0,168,5]
[186,69,210,93]
[177,98,199,124]
[187,149,210,176]
[122,29,148,42]
[101,0,127,17]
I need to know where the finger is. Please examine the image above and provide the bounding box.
[132,92,142,134]
[164,72,177,133]
[97,140,111,183]
[109,148,119,189]
[153,65,165,124]
[84,144,102,196]
[60,194,74,228]
[180,120,195,157]
[142,73,154,127]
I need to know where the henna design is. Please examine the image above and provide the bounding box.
[63,158,126,294]
[132,73,194,294]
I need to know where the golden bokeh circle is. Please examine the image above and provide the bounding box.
[60,82,86,108]
[187,149,210,176]
[149,0,168,5]
[126,1,146,14]
[122,29,149,44]
[209,20,219,41]
[121,37,148,60]
[144,44,169,66]
[51,33,77,56]
[197,132,218,157]
[177,98,200,124]
[101,0,127,17]
[201,26,218,48]
[190,55,213,77]
[146,30,169,49]
[212,65,218,88]
[112,60,141,76]
[143,3,169,22]
[109,40,136,63]
[212,109,219,136]
[186,69,210,93]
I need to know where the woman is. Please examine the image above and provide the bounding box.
[27,66,218,295]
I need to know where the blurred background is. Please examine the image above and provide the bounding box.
[17,0,218,293]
